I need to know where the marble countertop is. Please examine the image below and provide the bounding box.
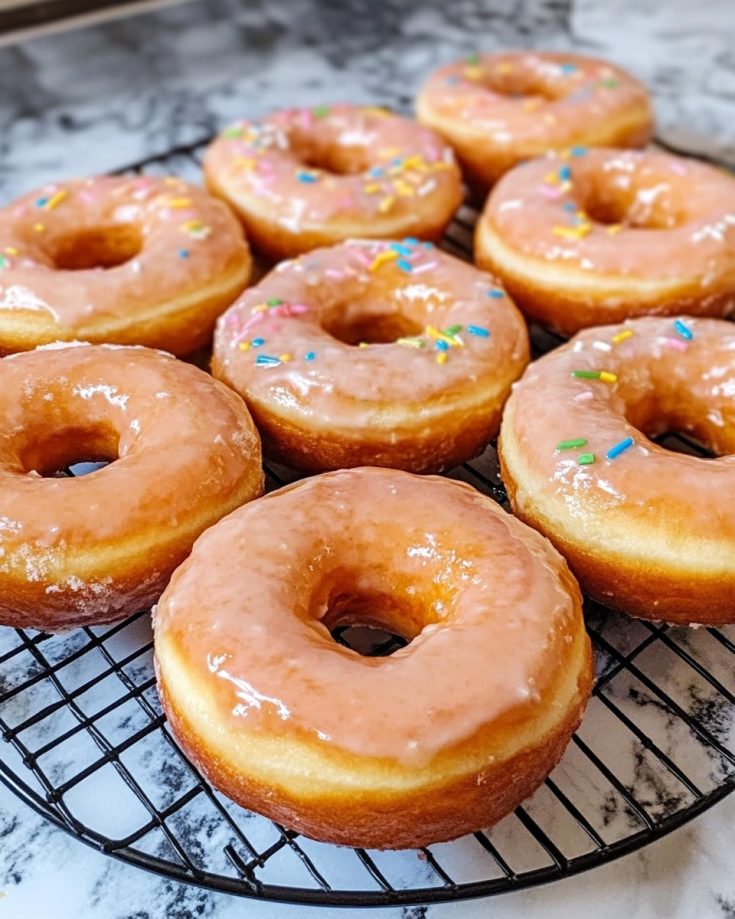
[0,1,734,917]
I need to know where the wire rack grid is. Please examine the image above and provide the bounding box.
[0,136,732,908]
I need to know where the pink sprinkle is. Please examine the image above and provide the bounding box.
[670,162,688,176]
[573,391,594,402]
[411,261,438,274]
[538,184,565,199]
[299,108,314,129]
[352,249,374,267]
[662,336,689,352]
[241,312,265,334]
[325,269,346,279]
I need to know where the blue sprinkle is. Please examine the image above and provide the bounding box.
[560,63,578,74]
[178,249,190,258]
[251,337,265,348]
[558,164,572,181]
[396,258,413,272]
[390,242,413,256]
[297,171,318,183]
[487,288,504,299]
[435,339,449,351]
[674,318,694,341]
[570,146,588,157]
[256,354,281,367]
[467,325,491,338]
[563,202,576,212]
[391,157,403,167]
[304,351,316,361]
[403,236,419,246]
[422,241,434,249]
[369,166,384,178]
[35,197,48,208]
[606,436,634,461]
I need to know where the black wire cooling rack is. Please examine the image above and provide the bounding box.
[0,137,733,908]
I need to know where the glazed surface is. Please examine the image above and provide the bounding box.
[154,468,585,768]
[416,51,652,188]
[213,238,528,429]
[0,342,262,627]
[0,175,251,351]
[499,316,735,620]
[204,104,462,255]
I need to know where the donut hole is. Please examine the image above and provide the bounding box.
[624,395,728,458]
[51,225,142,270]
[323,588,424,656]
[575,179,686,230]
[480,70,560,101]
[291,136,371,176]
[20,426,119,477]
[324,311,423,346]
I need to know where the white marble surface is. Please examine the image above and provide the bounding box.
[0,1,734,917]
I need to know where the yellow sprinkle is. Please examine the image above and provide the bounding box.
[279,353,292,362]
[544,171,560,185]
[522,98,541,111]
[369,249,398,272]
[5,247,18,256]
[378,195,395,213]
[44,189,67,211]
[363,106,390,117]
[34,222,45,233]
[426,325,463,347]
[599,371,618,383]
[166,197,193,209]
[251,303,268,313]
[400,154,424,172]
[552,224,592,240]
[394,178,414,196]
[463,65,484,80]
[607,223,623,235]
[239,341,251,351]
[358,342,369,349]
[364,182,381,194]
[233,156,256,171]
[436,352,448,365]
[612,329,634,344]
[396,337,424,348]
[164,177,181,186]
[379,147,401,159]
[496,62,513,74]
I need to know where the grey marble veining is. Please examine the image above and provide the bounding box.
[0,1,734,917]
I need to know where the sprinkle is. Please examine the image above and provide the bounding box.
[404,237,419,245]
[612,329,633,344]
[435,339,449,351]
[674,318,694,341]
[396,258,412,272]
[251,337,265,347]
[426,325,462,347]
[304,351,316,361]
[466,52,481,65]
[396,337,424,348]
[394,178,414,196]
[572,370,617,383]
[606,437,634,460]
[444,324,462,335]
[560,63,578,74]
[34,222,45,233]
[297,170,319,183]
[436,352,448,365]
[601,78,620,89]
[378,195,395,213]
[663,336,689,352]
[43,189,68,211]
[369,249,398,272]
[606,224,623,236]
[467,325,490,338]
[563,202,577,212]
[570,146,587,157]
[389,242,413,257]
[178,249,189,258]
[312,105,331,118]
[166,197,193,209]
[221,125,244,139]
[0,256,7,269]
[35,196,48,208]
[487,288,504,299]
[256,355,281,367]
[182,219,211,239]
[411,261,436,275]
[578,452,595,465]
[5,247,18,256]
[368,166,385,178]
[553,223,591,240]
[496,62,513,74]
[558,165,572,181]
[267,298,283,307]
[279,353,292,362]
[556,437,588,451]
[238,341,251,351]
[464,66,484,80]
[358,342,369,349]
[364,183,381,194]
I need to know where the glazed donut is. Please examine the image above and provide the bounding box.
[203,104,463,260]
[154,467,593,849]
[476,148,735,335]
[212,238,529,473]
[0,175,251,354]
[0,342,263,631]
[416,51,653,188]
[499,316,735,625]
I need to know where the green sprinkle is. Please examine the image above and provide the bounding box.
[221,125,243,139]
[572,370,600,379]
[267,298,284,307]
[313,105,331,118]
[578,452,596,465]
[444,324,462,336]
[0,255,7,269]
[466,52,480,65]
[556,438,588,451]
